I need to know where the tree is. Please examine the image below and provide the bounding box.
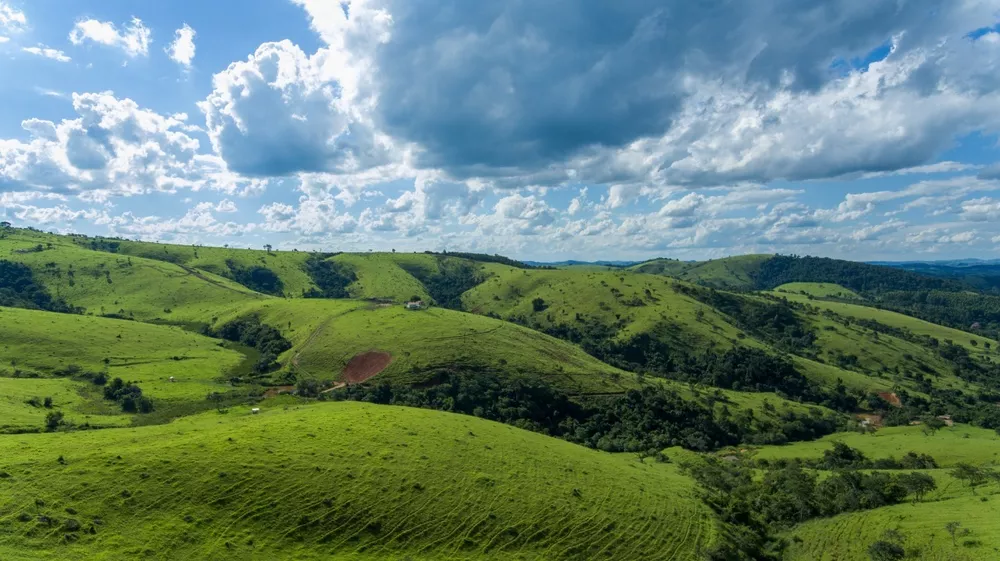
[44,411,64,432]
[945,521,962,546]
[264,244,273,253]
[0,221,10,228]
[897,472,936,502]
[867,541,904,561]
[43,396,53,408]
[920,416,946,436]
[532,297,547,312]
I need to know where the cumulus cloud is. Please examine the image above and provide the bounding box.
[259,192,357,235]
[0,91,258,197]
[199,40,394,177]
[166,24,196,68]
[69,17,151,57]
[281,0,1000,189]
[22,45,71,62]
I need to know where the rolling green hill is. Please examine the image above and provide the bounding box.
[214,298,636,395]
[774,282,862,300]
[4,225,1000,559]
[0,402,718,561]
[629,255,772,289]
[0,306,246,432]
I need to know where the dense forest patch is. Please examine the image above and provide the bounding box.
[301,254,355,298]
[0,260,78,313]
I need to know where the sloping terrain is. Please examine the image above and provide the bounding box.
[0,402,718,561]
[629,255,772,289]
[0,306,245,431]
[753,426,1000,561]
[0,230,262,321]
[214,299,637,395]
[774,282,862,300]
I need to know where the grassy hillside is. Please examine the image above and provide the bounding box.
[753,425,1000,560]
[784,493,1000,561]
[774,282,862,300]
[104,239,317,297]
[330,253,435,302]
[0,402,719,561]
[773,291,994,359]
[214,299,636,395]
[0,306,246,431]
[754,424,1000,467]
[1,230,262,321]
[629,255,772,289]
[463,267,746,349]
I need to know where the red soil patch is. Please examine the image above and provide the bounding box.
[263,385,295,398]
[342,351,393,384]
[878,392,902,407]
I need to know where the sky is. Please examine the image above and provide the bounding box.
[2,1,1000,262]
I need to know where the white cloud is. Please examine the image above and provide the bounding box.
[0,91,259,197]
[22,45,71,62]
[0,2,25,33]
[199,40,394,177]
[259,193,356,235]
[69,17,151,57]
[961,197,1000,222]
[106,204,255,241]
[215,199,237,213]
[166,24,195,68]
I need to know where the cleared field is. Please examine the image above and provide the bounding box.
[754,424,1000,467]
[462,268,747,350]
[0,401,719,561]
[774,282,862,300]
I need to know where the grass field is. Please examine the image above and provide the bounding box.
[0,378,131,432]
[756,424,1000,559]
[0,306,247,430]
[108,239,317,297]
[462,268,747,350]
[783,494,1000,560]
[0,401,719,561]
[214,299,637,395]
[774,282,862,300]
[1,231,263,322]
[330,253,434,302]
[629,255,772,289]
[772,291,995,359]
[754,424,1000,467]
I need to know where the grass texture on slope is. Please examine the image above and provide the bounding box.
[0,402,718,561]
[0,306,246,430]
[217,299,635,395]
[0,231,262,321]
[774,282,862,300]
[108,239,317,297]
[753,424,1000,467]
[629,255,772,289]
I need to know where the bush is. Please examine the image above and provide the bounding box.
[44,411,65,432]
